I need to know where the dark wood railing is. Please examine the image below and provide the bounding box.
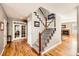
[34,8,56,55]
[39,32,42,56]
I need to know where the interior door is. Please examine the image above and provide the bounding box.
[13,24,21,40]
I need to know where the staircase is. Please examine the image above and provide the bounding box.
[33,28,56,53]
[41,28,56,52]
[33,9,56,55]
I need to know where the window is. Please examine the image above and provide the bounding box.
[21,25,26,37]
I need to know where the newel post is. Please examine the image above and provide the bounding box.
[39,32,41,56]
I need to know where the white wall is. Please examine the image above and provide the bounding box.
[7,18,19,37]
[3,19,7,48]
[28,14,32,46]
[0,5,7,55]
[71,22,77,35]
[28,10,45,46]
[28,7,61,53]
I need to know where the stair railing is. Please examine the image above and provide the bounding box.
[39,32,42,55]
[34,10,56,55]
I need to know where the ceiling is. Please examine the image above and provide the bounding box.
[1,3,78,22]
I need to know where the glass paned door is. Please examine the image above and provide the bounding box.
[13,24,21,40]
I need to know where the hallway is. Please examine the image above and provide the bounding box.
[2,35,77,56]
[2,39,38,56]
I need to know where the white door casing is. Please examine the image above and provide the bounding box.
[3,19,7,48]
[12,21,27,41]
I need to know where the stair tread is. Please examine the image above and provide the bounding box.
[32,27,56,53]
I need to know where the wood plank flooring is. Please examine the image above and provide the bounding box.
[2,39,38,56]
[44,35,77,56]
[2,35,77,56]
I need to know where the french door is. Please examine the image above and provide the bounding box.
[13,21,26,40]
[14,24,21,40]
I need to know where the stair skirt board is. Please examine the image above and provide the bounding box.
[32,45,39,53]
[26,43,39,55]
[0,43,7,56]
[0,47,5,56]
[32,28,57,55]
[41,41,62,55]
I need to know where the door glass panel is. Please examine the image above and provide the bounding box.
[14,25,20,38]
[21,25,25,37]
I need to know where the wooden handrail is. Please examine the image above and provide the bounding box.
[39,8,48,30]
[39,32,42,56]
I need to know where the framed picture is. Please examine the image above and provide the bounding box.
[0,22,4,31]
[34,21,40,27]
[48,13,55,20]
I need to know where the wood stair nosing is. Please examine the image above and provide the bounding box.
[46,38,50,42]
[49,36,51,39]
[33,28,56,53]
[51,33,53,36]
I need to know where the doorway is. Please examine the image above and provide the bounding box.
[12,21,27,41]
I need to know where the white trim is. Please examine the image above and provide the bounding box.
[0,47,5,56]
[0,42,7,56]
[76,53,79,56]
[42,41,62,55]
[12,21,27,41]
[3,19,7,48]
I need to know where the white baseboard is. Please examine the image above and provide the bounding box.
[76,53,79,56]
[42,41,62,55]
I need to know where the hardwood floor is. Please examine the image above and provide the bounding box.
[2,35,77,56]
[44,35,77,56]
[2,39,38,56]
